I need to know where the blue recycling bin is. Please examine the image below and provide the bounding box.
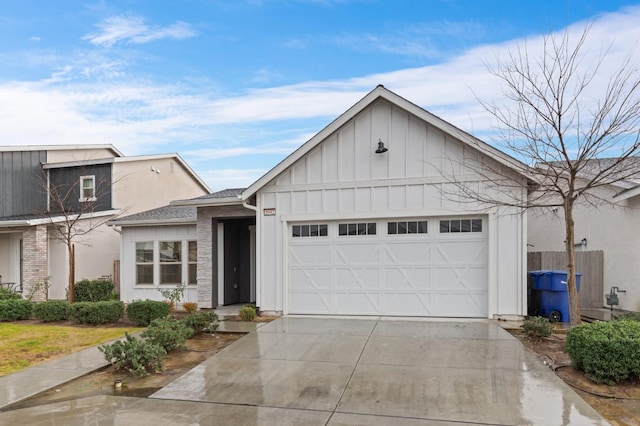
[528,270,581,322]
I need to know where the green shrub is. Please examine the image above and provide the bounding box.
[33,300,71,322]
[239,305,256,322]
[183,311,219,336]
[99,332,166,376]
[0,288,22,300]
[0,299,32,321]
[565,320,640,385]
[614,312,640,322]
[74,279,114,302]
[126,300,170,326]
[140,317,193,351]
[522,316,552,338]
[69,301,124,325]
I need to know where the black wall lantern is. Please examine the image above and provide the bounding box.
[375,139,388,154]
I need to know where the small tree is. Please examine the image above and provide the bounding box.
[38,166,121,302]
[453,26,640,326]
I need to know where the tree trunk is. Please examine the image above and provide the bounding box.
[68,244,75,303]
[564,200,581,326]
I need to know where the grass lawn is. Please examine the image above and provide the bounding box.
[0,323,143,376]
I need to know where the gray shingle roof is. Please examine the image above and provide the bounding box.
[191,188,245,200]
[110,205,196,224]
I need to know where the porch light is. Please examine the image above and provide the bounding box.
[375,139,388,154]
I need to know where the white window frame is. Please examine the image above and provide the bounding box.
[79,175,96,202]
[135,241,154,285]
[159,241,182,285]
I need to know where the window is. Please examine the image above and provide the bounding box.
[79,175,96,202]
[439,219,482,233]
[135,242,154,285]
[160,241,182,284]
[292,224,328,237]
[338,222,376,236]
[388,220,428,235]
[188,241,197,285]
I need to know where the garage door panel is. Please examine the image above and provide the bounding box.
[289,245,331,265]
[434,293,487,317]
[335,245,379,265]
[435,241,486,264]
[434,267,487,290]
[290,292,332,314]
[383,268,431,289]
[335,268,380,289]
[289,268,332,290]
[383,293,432,315]
[335,292,381,314]
[288,217,488,317]
[383,242,432,264]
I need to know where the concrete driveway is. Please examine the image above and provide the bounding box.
[0,317,607,425]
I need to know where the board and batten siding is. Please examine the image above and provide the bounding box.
[255,99,527,317]
[120,225,198,303]
[0,150,47,217]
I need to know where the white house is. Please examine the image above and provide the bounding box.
[114,86,532,318]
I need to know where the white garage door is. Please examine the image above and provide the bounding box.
[288,217,488,317]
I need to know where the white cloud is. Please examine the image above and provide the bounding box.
[197,168,268,191]
[0,5,638,191]
[83,15,196,47]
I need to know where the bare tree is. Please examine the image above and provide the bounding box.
[452,26,640,326]
[39,167,121,302]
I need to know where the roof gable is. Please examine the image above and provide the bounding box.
[242,85,531,200]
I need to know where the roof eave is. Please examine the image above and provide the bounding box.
[108,218,197,227]
[170,197,242,207]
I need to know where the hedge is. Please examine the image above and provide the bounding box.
[0,299,33,321]
[126,300,170,326]
[0,288,22,300]
[33,300,71,322]
[565,320,640,385]
[74,279,114,302]
[69,301,124,325]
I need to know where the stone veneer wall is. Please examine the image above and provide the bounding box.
[196,204,256,309]
[22,224,49,301]
[196,208,214,309]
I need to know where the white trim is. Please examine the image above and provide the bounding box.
[0,144,123,157]
[109,218,197,227]
[249,225,256,303]
[44,158,115,169]
[279,210,484,223]
[282,218,290,315]
[171,197,242,207]
[0,209,120,228]
[613,184,640,201]
[79,175,96,202]
[217,222,224,306]
[258,175,483,194]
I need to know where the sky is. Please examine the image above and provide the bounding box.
[0,0,639,191]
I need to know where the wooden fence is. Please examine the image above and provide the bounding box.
[527,250,604,308]
[113,260,120,296]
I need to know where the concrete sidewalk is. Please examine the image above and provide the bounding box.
[0,318,259,410]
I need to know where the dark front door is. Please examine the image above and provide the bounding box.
[223,218,252,305]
